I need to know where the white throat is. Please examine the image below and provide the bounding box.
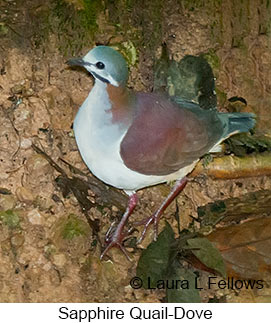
[73,79,130,187]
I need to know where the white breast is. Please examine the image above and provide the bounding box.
[73,81,197,193]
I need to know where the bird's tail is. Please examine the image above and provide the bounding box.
[219,112,256,136]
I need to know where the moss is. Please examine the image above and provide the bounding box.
[79,0,103,33]
[209,19,223,46]
[141,0,163,50]
[0,209,20,229]
[202,49,220,71]
[111,41,137,66]
[50,0,163,57]
[61,214,89,240]
[50,0,104,55]
[51,213,91,256]
[109,0,163,51]
[215,87,227,107]
[0,23,8,36]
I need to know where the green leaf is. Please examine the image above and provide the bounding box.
[136,222,175,288]
[166,266,201,303]
[225,133,271,156]
[187,237,226,278]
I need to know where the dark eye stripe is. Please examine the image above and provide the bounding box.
[91,71,109,84]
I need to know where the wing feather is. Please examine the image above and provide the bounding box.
[120,93,222,176]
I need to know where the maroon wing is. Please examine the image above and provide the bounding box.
[120,92,210,176]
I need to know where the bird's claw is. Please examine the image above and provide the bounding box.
[100,239,131,261]
[136,212,160,244]
[100,223,131,261]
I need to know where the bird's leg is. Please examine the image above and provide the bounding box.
[100,193,138,260]
[136,177,188,244]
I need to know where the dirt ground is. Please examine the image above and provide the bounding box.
[0,0,271,302]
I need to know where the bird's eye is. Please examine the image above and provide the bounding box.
[96,61,105,69]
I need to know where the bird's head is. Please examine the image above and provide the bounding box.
[67,46,128,87]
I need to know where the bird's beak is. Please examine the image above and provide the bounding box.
[66,58,87,67]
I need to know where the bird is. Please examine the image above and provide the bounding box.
[67,45,255,260]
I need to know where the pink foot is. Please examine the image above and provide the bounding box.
[100,193,138,260]
[136,177,188,244]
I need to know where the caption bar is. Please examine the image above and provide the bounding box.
[1,303,269,322]
[59,305,212,321]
